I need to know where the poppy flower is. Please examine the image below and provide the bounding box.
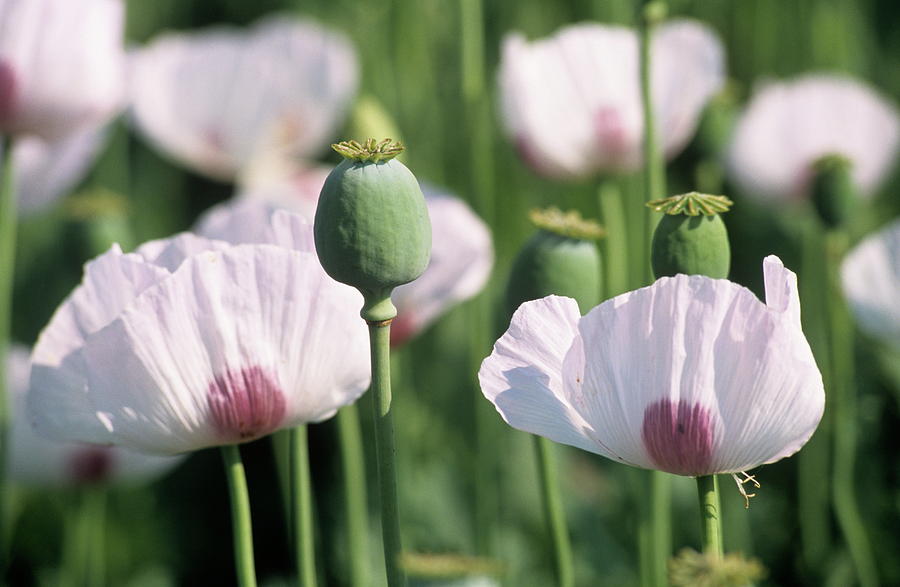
[498,19,724,179]
[7,346,182,485]
[841,219,900,350]
[0,0,124,139]
[28,208,370,454]
[129,15,358,181]
[727,75,899,202]
[479,256,824,478]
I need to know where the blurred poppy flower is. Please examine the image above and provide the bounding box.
[28,208,370,454]
[727,75,899,202]
[479,256,823,477]
[199,167,494,346]
[129,15,358,181]
[841,219,900,350]
[0,0,124,140]
[498,19,724,180]
[7,345,182,485]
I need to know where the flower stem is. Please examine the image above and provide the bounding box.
[221,445,258,587]
[337,404,370,587]
[533,437,574,587]
[696,475,723,557]
[368,320,406,587]
[291,425,317,587]
[598,182,628,299]
[826,230,878,587]
[0,135,15,579]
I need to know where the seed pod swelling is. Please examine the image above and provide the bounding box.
[648,192,732,279]
[314,139,431,322]
[811,154,856,230]
[506,208,603,316]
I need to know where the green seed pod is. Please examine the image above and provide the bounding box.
[648,192,732,279]
[505,208,604,317]
[314,139,431,322]
[811,154,856,230]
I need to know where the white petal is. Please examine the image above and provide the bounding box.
[78,244,368,454]
[570,261,824,475]
[194,199,315,253]
[29,245,172,444]
[842,219,900,349]
[0,0,124,139]
[479,296,598,453]
[134,232,232,272]
[391,188,493,342]
[9,345,182,486]
[727,74,900,201]
[8,126,107,215]
[129,15,358,180]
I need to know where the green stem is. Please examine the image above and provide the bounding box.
[337,404,370,587]
[221,445,258,587]
[696,475,723,557]
[368,320,406,587]
[533,437,574,587]
[291,426,317,587]
[598,182,628,300]
[0,135,15,580]
[826,231,878,587]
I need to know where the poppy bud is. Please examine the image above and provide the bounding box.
[648,192,732,279]
[811,154,856,230]
[314,139,432,322]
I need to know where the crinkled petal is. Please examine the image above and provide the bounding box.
[129,15,358,180]
[194,199,315,253]
[569,259,823,475]
[78,244,368,454]
[479,296,598,453]
[727,74,900,201]
[841,219,900,349]
[134,232,232,272]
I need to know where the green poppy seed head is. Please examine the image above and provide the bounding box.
[529,207,606,240]
[332,138,404,163]
[647,192,734,217]
[811,153,856,229]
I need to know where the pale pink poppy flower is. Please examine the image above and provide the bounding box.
[727,75,900,202]
[129,15,358,181]
[480,256,824,478]
[7,345,182,485]
[498,20,724,180]
[0,0,125,140]
[28,208,370,455]
[841,219,900,350]
[2,125,107,215]
[201,166,493,346]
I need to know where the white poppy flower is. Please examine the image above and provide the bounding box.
[479,256,824,477]
[129,15,358,181]
[498,19,724,180]
[841,219,900,350]
[727,75,900,202]
[7,345,182,486]
[200,167,494,346]
[28,209,370,455]
[0,0,124,140]
[0,125,107,215]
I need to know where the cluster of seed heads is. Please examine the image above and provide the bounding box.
[647,192,734,216]
[332,138,405,162]
[529,207,606,240]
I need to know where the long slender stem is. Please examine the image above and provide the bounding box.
[826,231,878,587]
[533,437,574,587]
[0,135,15,580]
[368,321,405,587]
[291,425,317,587]
[337,405,370,587]
[221,445,258,587]
[696,475,723,557]
[598,182,628,300]
[85,488,107,587]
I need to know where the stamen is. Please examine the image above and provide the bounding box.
[731,471,761,508]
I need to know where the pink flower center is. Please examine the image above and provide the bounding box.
[69,446,114,484]
[641,398,715,476]
[0,60,17,124]
[594,106,629,158]
[207,366,287,443]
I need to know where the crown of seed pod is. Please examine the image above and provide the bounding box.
[505,207,604,316]
[314,139,432,322]
[647,192,732,279]
[810,154,856,229]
